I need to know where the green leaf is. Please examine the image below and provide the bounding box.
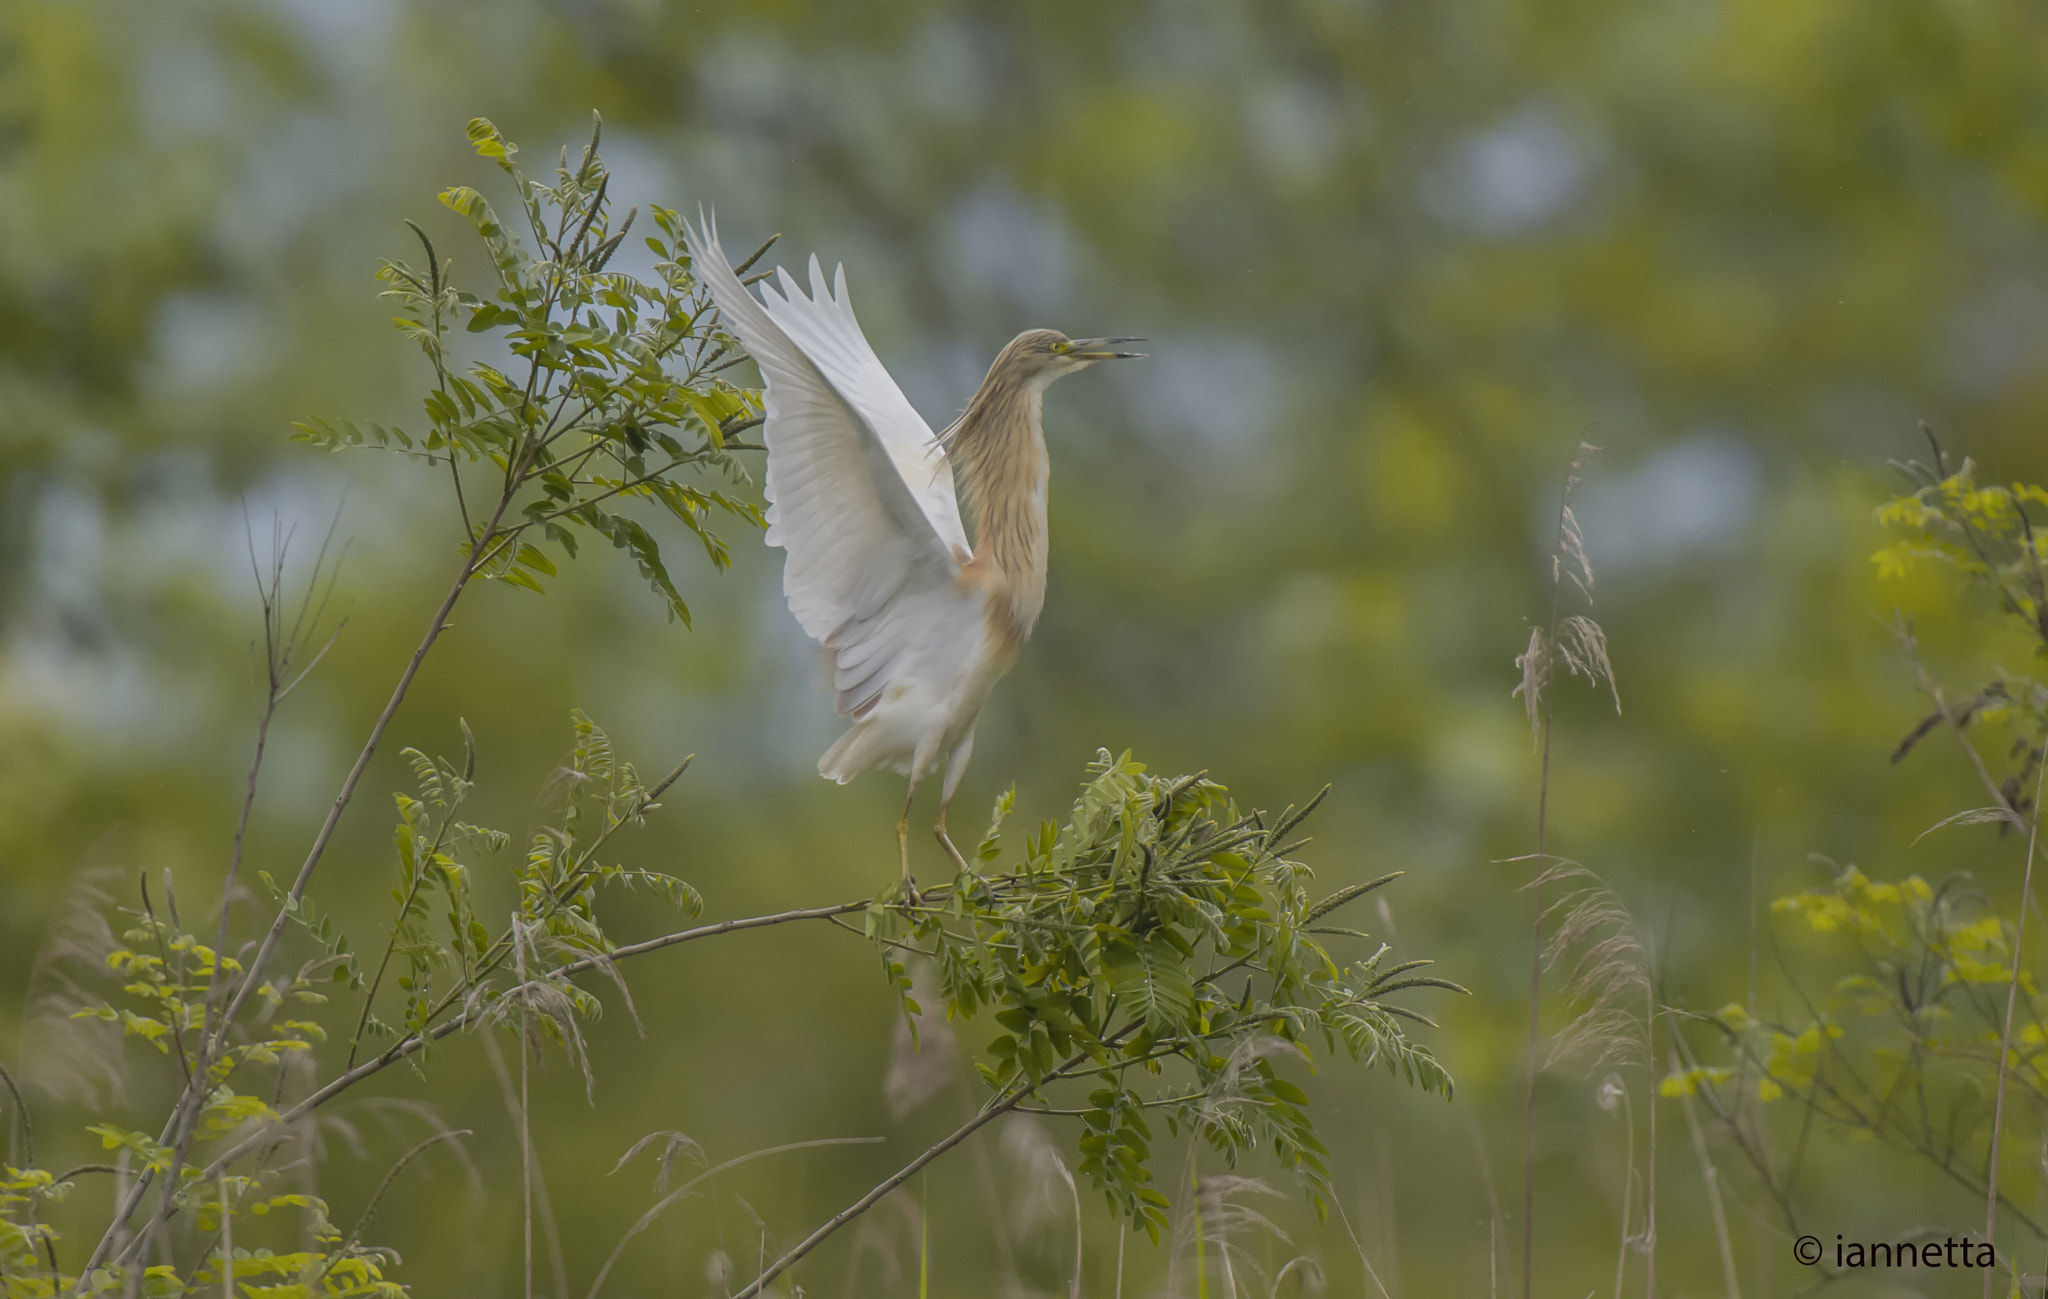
[516,543,558,576]
[498,566,546,594]
[1103,933,1195,1037]
[466,116,517,164]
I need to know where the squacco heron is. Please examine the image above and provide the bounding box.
[687,217,1141,898]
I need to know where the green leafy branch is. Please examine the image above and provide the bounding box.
[296,114,766,627]
[1668,864,2048,1241]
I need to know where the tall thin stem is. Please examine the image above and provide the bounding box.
[1523,543,1563,1299]
[1519,445,1601,1299]
[1523,701,1551,1299]
[1644,966,1657,1298]
[1610,1088,1633,1299]
[1983,751,2048,1296]
[1674,1047,1741,1299]
[521,1016,534,1299]
[217,1176,231,1299]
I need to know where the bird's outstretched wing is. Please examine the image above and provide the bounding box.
[686,215,973,719]
[757,258,969,555]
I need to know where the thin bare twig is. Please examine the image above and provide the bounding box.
[312,1129,471,1286]
[586,1136,882,1299]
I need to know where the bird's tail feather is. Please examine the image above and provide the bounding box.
[818,723,872,784]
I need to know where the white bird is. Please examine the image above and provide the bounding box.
[686,217,1141,896]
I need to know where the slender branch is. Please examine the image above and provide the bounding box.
[449,457,473,543]
[526,459,691,528]
[123,541,290,1288]
[599,901,872,965]
[586,1137,883,1299]
[0,1064,30,1167]
[195,899,876,1182]
[1685,1005,2048,1241]
[214,524,499,1035]
[730,1042,1116,1299]
[411,865,841,1052]
[1642,972,1657,1298]
[347,807,466,1069]
[311,1130,471,1286]
[209,548,282,1038]
[1015,1091,1208,1117]
[526,386,585,463]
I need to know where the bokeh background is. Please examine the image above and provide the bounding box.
[6,1,2048,1295]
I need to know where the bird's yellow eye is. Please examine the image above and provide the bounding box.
[1048,339,1071,355]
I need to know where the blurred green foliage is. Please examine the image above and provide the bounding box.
[5,0,2048,1295]
[1662,456,2048,1284]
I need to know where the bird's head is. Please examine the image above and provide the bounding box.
[999,329,1146,387]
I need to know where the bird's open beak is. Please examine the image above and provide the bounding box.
[1068,337,1146,360]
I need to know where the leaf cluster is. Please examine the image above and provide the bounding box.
[12,911,387,1296]
[1877,455,2048,825]
[863,751,1460,1241]
[294,114,766,625]
[1874,448,2048,654]
[0,713,698,1296]
[1670,863,2048,1238]
[344,712,700,1089]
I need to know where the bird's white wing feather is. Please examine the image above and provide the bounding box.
[686,216,970,720]
[758,256,970,557]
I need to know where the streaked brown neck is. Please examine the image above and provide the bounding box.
[947,366,1051,641]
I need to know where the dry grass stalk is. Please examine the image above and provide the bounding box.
[18,860,128,1111]
[1524,862,1650,1076]
[1515,440,1618,1299]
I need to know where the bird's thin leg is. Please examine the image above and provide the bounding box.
[897,784,921,906]
[934,800,970,873]
[933,729,976,874]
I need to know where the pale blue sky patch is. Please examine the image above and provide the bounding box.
[1569,431,1763,579]
[1424,102,1597,239]
[946,180,1079,320]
